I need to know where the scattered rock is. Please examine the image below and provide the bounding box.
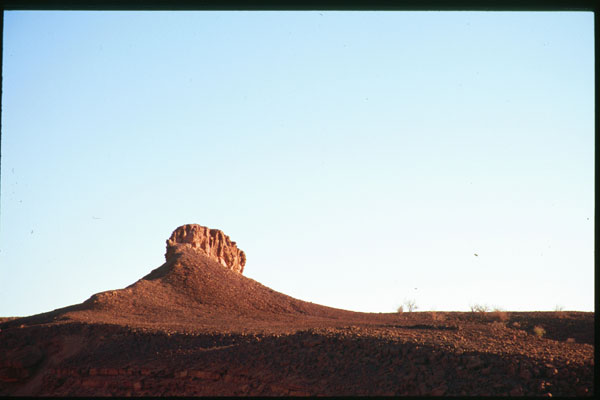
[519,369,532,380]
[465,355,483,369]
[189,370,220,380]
[430,385,447,396]
[509,386,523,396]
[175,370,188,378]
[545,366,558,378]
[506,363,517,376]
[6,345,44,368]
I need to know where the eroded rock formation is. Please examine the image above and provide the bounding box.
[165,224,246,274]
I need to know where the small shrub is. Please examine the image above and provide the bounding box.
[470,304,490,313]
[512,321,521,328]
[397,305,404,313]
[404,299,418,312]
[490,308,509,322]
[566,337,576,343]
[533,325,546,338]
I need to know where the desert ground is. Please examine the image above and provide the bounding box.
[0,225,594,396]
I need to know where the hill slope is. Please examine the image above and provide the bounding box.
[74,247,363,330]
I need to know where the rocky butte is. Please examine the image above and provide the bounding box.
[165,224,246,274]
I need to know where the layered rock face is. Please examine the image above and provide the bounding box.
[165,224,246,274]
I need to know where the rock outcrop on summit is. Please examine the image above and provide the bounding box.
[165,224,246,274]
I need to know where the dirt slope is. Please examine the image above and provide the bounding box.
[3,247,366,333]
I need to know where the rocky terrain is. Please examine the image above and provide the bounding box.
[0,224,594,396]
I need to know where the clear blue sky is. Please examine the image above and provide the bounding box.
[1,11,594,317]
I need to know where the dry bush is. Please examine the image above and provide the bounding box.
[554,305,568,319]
[469,303,490,322]
[403,299,418,312]
[566,337,576,343]
[490,308,509,322]
[470,304,490,313]
[533,325,546,338]
[397,305,404,314]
